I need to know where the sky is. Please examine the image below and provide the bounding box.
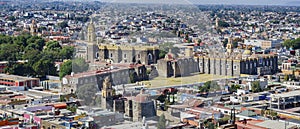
[99,0,300,6]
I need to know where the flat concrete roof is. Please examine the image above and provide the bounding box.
[271,90,300,98]
[255,120,297,129]
[0,74,39,82]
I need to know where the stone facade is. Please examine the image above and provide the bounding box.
[62,64,148,94]
[85,18,159,65]
[98,45,160,65]
[157,46,278,77]
[87,43,99,63]
[157,57,199,77]
[101,77,114,110]
[86,19,99,63]
[124,95,157,121]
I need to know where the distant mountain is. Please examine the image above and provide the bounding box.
[285,1,300,6]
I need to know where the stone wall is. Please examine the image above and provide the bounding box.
[132,101,156,121]
[124,100,133,117]
[157,57,199,78]
[114,99,125,113]
[87,43,99,63]
[98,48,159,65]
[157,55,278,77]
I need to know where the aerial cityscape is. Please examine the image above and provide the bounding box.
[0,0,300,129]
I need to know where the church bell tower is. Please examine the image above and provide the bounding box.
[101,77,114,110]
[87,18,98,63]
[87,18,96,42]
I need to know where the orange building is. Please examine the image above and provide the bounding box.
[0,74,39,87]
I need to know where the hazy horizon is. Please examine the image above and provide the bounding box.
[98,0,300,6]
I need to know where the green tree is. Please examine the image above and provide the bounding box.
[284,75,289,81]
[269,110,278,120]
[283,38,300,49]
[251,81,262,93]
[207,122,215,129]
[159,50,168,59]
[34,39,46,51]
[230,84,241,93]
[26,36,41,46]
[159,42,180,58]
[157,114,166,129]
[199,81,219,93]
[218,116,230,125]
[23,49,41,65]
[129,72,138,83]
[0,34,69,77]
[59,60,72,79]
[0,43,20,61]
[45,41,62,51]
[67,105,77,113]
[32,57,56,77]
[72,58,89,73]
[60,46,74,59]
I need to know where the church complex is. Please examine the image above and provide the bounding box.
[63,17,279,123]
[82,19,278,78]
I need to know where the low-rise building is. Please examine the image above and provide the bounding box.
[270,90,300,110]
[0,74,39,88]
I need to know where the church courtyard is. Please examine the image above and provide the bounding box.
[142,73,236,88]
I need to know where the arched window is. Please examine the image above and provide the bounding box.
[148,53,153,60]
[110,53,113,58]
[96,52,99,58]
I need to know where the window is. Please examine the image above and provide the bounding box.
[148,53,153,60]
[124,54,127,58]
[138,54,141,59]
[110,53,113,58]
[234,65,237,70]
[259,58,263,64]
[226,64,229,69]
